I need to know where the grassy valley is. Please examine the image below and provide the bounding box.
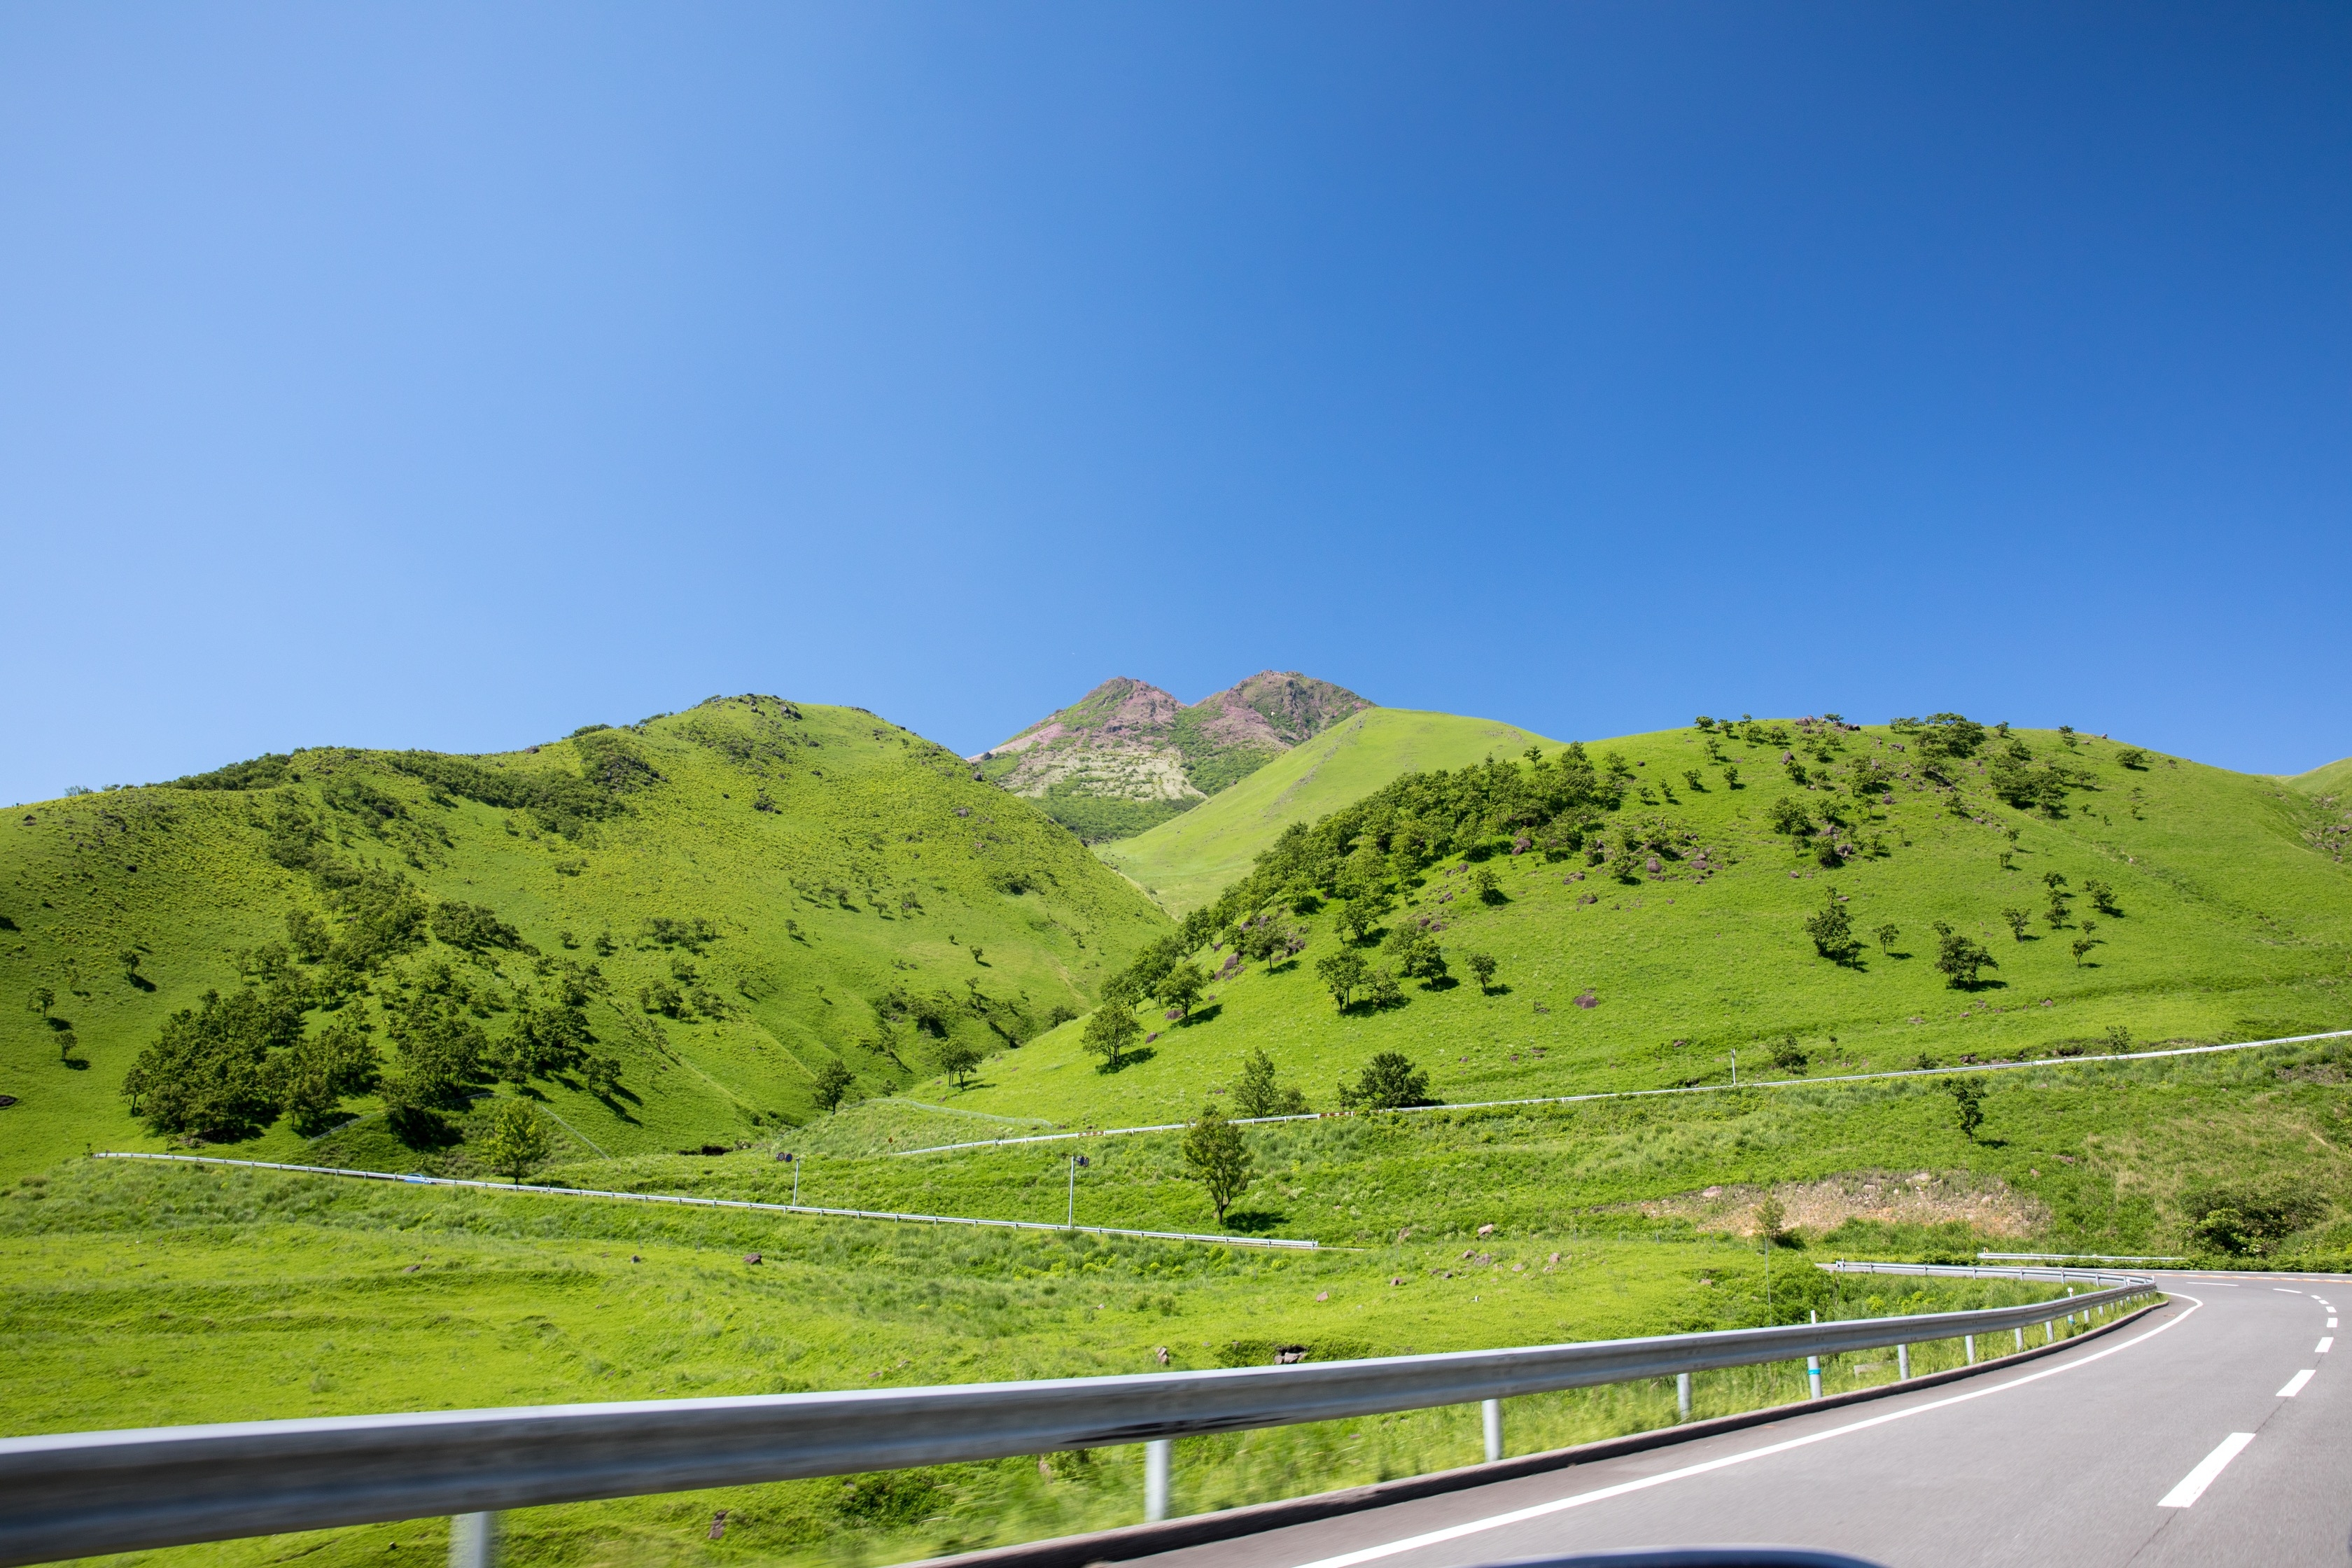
[1096,708,1560,914]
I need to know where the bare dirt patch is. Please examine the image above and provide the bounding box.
[1615,1170,2049,1238]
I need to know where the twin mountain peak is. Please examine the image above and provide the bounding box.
[969,673,1370,840]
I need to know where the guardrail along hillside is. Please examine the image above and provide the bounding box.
[0,1266,2157,1568]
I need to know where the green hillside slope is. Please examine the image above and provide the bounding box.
[1096,708,1557,913]
[2286,755,2352,804]
[928,719,2352,1140]
[0,696,1168,1180]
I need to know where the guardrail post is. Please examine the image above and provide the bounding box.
[1144,1439,1171,1522]
[449,1513,496,1568]
[2013,1327,2023,1353]
[1897,1343,1910,1380]
[1676,1372,1691,1420]
[1964,1334,1975,1365]
[1481,1398,1503,1462]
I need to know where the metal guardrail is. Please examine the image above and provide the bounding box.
[0,1270,2155,1567]
[1823,1260,2145,1287]
[1977,1250,2188,1264]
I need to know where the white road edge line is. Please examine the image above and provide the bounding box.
[2157,1433,2256,1508]
[1282,1295,2202,1568]
[2278,1369,2316,1397]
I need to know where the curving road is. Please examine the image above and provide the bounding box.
[1130,1273,2345,1568]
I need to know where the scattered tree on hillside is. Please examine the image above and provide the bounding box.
[1754,1195,1786,1246]
[1232,1047,1310,1119]
[1466,951,1499,993]
[1802,890,1858,962]
[1181,1105,1253,1225]
[2085,878,2121,916]
[1683,769,1704,792]
[1316,950,1368,1012]
[27,986,53,1022]
[930,1035,983,1088]
[1608,842,1644,883]
[2045,897,2069,932]
[1769,797,1812,842]
[1339,1051,1429,1111]
[479,1099,553,1185]
[276,1016,381,1133]
[811,1058,855,1113]
[1381,926,1448,986]
[2042,871,2068,892]
[1472,865,1502,903]
[2117,747,2150,769]
[1365,965,1406,1009]
[2071,937,2096,967]
[1874,923,1900,955]
[2104,1025,2132,1052]
[1931,924,1998,989]
[1155,961,1207,1023]
[582,1054,624,1102]
[1081,1005,1142,1072]
[1333,896,1386,946]
[1769,1035,1809,1073]
[2001,908,2032,941]
[1721,764,1742,789]
[1947,1076,1987,1140]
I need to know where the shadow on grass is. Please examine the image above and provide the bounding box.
[1221,1208,1289,1236]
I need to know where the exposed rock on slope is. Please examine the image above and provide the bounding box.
[974,672,1372,841]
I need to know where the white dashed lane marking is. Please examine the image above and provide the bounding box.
[2318,1338,2334,1354]
[2159,1433,2257,1509]
[2278,1370,2316,1398]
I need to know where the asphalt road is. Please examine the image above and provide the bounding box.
[1132,1273,2345,1568]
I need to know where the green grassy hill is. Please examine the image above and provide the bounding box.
[923,720,2352,1170]
[2286,755,2352,804]
[0,696,1168,1182]
[1096,708,1558,913]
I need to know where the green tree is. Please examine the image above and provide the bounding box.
[1466,951,1499,993]
[2001,908,2031,941]
[1340,1051,1428,1110]
[1768,1035,1809,1073]
[479,1099,553,1185]
[1802,891,1856,962]
[1365,966,1406,1009]
[930,1035,983,1088]
[273,1016,381,1133]
[1873,923,1900,955]
[1181,1105,1254,1225]
[1608,843,1644,883]
[1333,894,1390,945]
[1471,865,1501,902]
[582,1054,624,1102]
[27,986,52,1021]
[1315,950,1368,1011]
[1231,1047,1308,1118]
[55,1028,79,1065]
[1683,769,1704,792]
[811,1058,855,1112]
[1932,926,1997,989]
[2117,747,2150,769]
[1947,1076,1987,1140]
[1081,1004,1142,1071]
[1155,961,1207,1022]
[2085,878,2121,916]
[1754,1194,1786,1245]
[1720,764,1742,789]
[120,986,304,1135]
[2071,936,2095,967]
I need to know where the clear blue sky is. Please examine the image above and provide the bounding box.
[4,4,2347,805]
